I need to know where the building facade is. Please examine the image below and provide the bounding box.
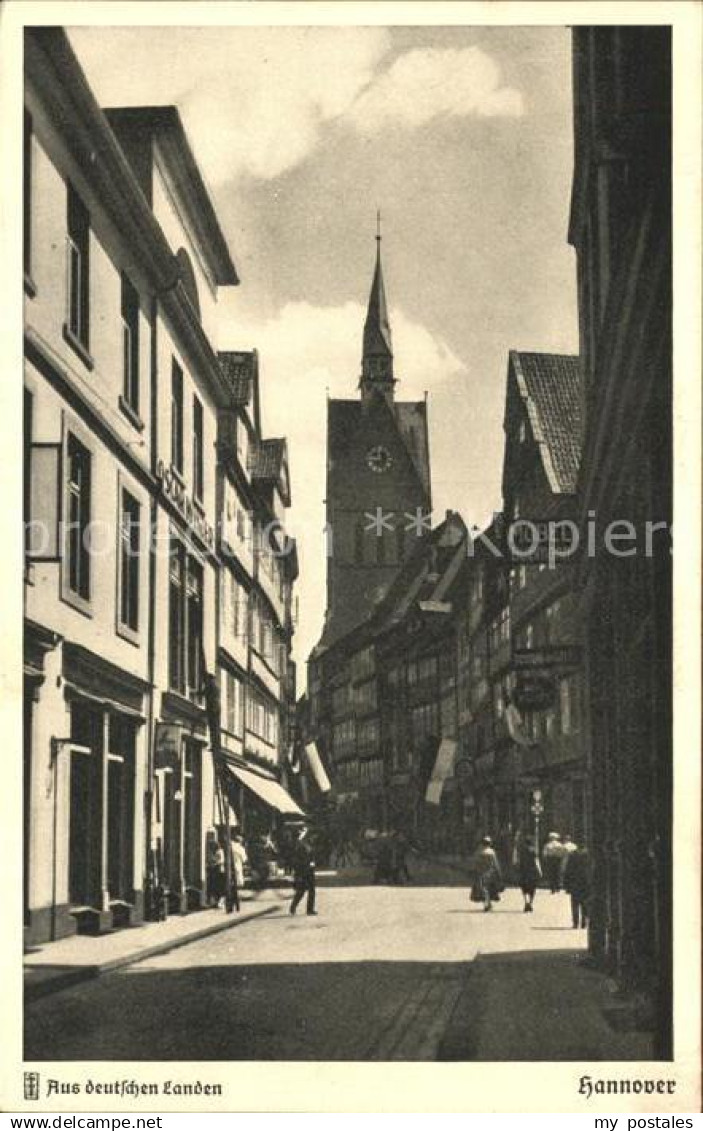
[309,513,468,844]
[23,29,300,943]
[569,27,672,1053]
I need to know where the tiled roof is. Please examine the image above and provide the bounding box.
[218,351,254,407]
[251,437,285,481]
[511,352,583,493]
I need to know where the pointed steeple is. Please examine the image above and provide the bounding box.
[360,212,395,401]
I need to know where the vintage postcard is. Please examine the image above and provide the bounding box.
[1,0,700,1115]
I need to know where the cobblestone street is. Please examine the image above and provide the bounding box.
[24,873,639,1062]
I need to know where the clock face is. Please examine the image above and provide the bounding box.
[367,445,393,474]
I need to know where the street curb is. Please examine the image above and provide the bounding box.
[24,903,277,1003]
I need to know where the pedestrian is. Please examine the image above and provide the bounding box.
[563,842,591,928]
[373,835,394,884]
[559,832,578,887]
[231,832,248,892]
[542,831,565,893]
[518,836,542,913]
[470,836,503,912]
[205,829,224,907]
[392,831,411,884]
[289,827,317,916]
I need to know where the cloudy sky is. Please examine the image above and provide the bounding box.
[68,23,579,667]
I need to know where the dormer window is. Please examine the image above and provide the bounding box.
[519,419,527,443]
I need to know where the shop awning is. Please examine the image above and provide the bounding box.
[221,758,304,817]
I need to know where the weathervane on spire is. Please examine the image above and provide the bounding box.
[376,208,382,244]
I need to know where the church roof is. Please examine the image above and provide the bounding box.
[509,351,583,493]
[363,242,393,360]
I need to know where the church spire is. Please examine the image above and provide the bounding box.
[360,211,395,401]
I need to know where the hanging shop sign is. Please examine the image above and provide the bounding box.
[511,645,581,672]
[154,722,182,771]
[156,459,215,551]
[513,673,555,712]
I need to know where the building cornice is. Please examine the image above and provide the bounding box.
[25,29,234,411]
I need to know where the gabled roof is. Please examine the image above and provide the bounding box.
[316,513,467,657]
[218,350,254,407]
[509,351,582,493]
[104,105,238,286]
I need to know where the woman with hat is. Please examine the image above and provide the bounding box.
[470,836,503,912]
[542,831,566,893]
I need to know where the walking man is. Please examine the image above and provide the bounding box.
[563,842,591,928]
[290,827,317,916]
[542,831,565,893]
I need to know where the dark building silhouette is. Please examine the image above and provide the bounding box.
[569,26,672,1055]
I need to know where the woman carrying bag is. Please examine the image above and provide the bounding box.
[470,836,503,912]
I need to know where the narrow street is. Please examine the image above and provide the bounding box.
[25,869,591,1062]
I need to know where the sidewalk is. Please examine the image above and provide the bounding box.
[24,891,282,1002]
[439,945,655,1061]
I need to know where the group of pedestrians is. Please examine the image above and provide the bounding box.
[470,830,591,927]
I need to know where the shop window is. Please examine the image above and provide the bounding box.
[171,360,184,474]
[65,433,92,603]
[121,274,140,417]
[118,488,140,636]
[193,395,204,502]
[66,183,90,351]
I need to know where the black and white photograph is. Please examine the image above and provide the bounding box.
[4,0,701,1115]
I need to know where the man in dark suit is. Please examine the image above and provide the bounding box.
[289,828,317,916]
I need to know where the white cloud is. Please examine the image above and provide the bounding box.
[69,26,391,185]
[218,299,466,663]
[347,46,525,133]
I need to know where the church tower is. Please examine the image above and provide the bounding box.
[320,223,432,647]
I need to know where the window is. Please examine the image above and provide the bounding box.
[225,671,241,736]
[169,541,185,692]
[119,489,140,633]
[66,434,91,600]
[169,539,203,698]
[377,530,386,565]
[66,184,90,348]
[24,110,32,279]
[354,520,364,565]
[171,361,184,473]
[186,556,203,694]
[121,275,140,416]
[519,420,527,443]
[193,395,204,501]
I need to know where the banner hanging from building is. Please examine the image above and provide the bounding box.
[425,738,457,805]
[305,743,331,793]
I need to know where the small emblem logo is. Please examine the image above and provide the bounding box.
[24,1072,40,1101]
